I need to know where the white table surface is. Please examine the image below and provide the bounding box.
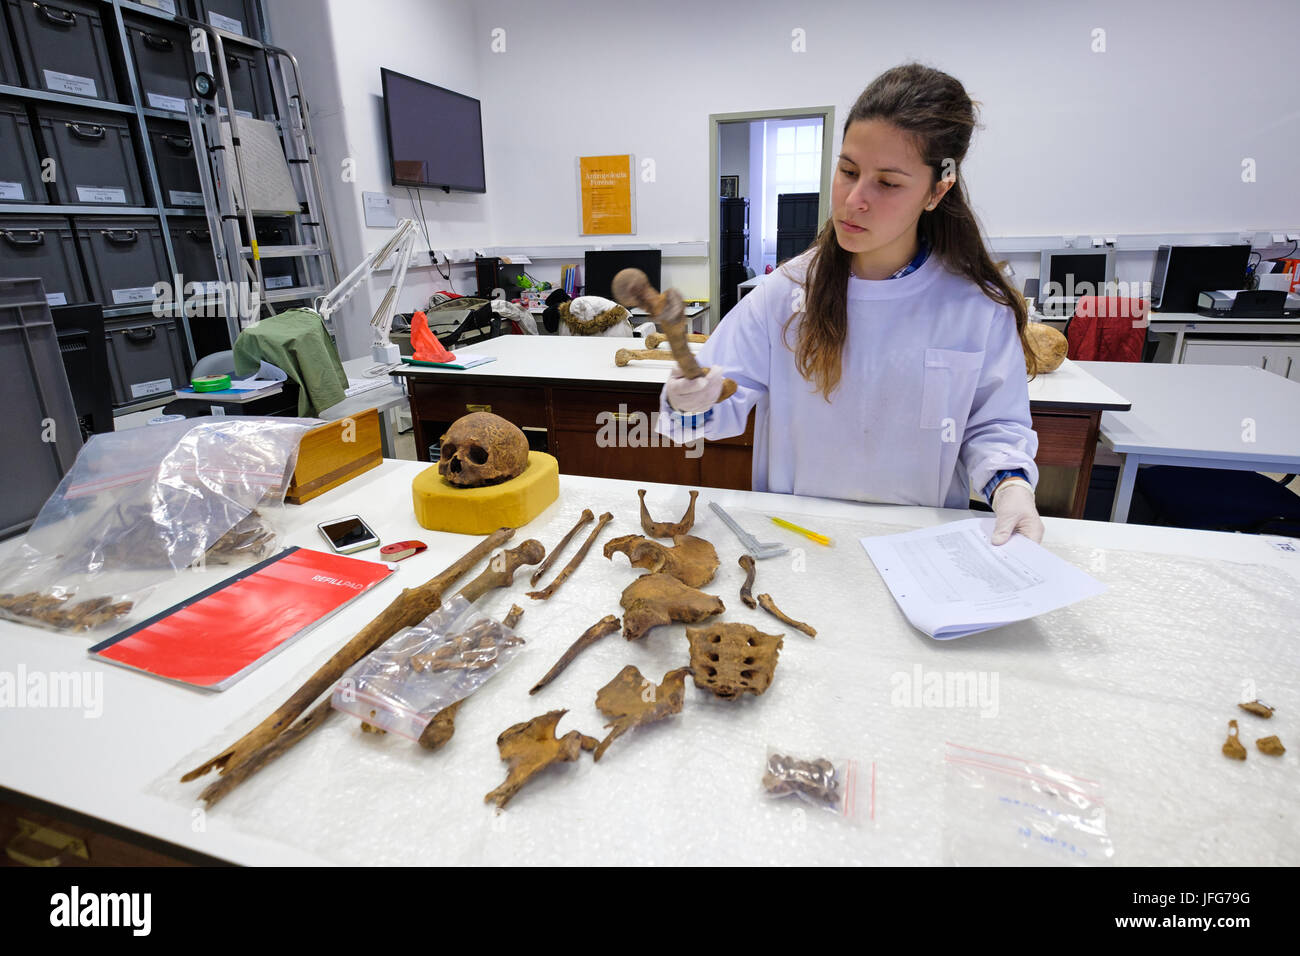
[1078,362,1300,463]
[2,460,1297,865]
[1026,358,1131,411]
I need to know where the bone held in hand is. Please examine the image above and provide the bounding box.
[611,268,738,402]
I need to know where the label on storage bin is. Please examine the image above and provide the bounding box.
[44,70,97,98]
[46,293,67,307]
[208,12,245,35]
[264,275,294,290]
[76,186,128,204]
[0,182,24,201]
[141,0,178,13]
[131,378,173,399]
[112,286,158,305]
[169,190,205,206]
[147,93,188,113]
[218,107,254,118]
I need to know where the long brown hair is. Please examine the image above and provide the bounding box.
[786,63,1035,398]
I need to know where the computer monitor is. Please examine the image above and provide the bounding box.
[583,250,661,300]
[1038,248,1115,317]
[1149,244,1251,313]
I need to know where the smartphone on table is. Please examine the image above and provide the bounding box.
[317,515,380,554]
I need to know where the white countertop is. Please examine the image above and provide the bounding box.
[2,460,1297,865]
[1078,361,1300,463]
[397,338,1131,411]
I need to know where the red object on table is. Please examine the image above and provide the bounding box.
[410,310,455,363]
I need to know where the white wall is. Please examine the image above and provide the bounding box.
[272,0,1300,356]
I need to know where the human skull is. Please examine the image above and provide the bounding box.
[437,412,529,487]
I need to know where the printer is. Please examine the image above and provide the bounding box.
[1197,289,1300,318]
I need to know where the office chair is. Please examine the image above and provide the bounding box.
[1063,296,1149,362]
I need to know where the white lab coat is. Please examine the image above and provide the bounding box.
[656,248,1039,508]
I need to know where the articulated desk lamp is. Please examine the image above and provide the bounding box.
[315,218,419,364]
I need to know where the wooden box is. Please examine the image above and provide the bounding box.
[286,407,383,504]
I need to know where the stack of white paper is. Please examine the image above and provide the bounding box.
[860,518,1106,639]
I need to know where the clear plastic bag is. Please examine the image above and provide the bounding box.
[942,742,1114,866]
[331,596,526,741]
[761,747,866,821]
[0,416,316,633]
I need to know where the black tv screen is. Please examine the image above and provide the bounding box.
[381,68,485,192]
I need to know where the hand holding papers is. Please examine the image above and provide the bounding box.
[861,518,1105,639]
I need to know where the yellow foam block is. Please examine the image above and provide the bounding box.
[412,451,559,535]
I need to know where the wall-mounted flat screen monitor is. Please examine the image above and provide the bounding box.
[381,68,485,192]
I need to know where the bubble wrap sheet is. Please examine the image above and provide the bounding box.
[152,489,1300,865]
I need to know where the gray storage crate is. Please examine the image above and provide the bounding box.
[167,215,218,289]
[0,215,88,305]
[195,0,259,40]
[223,45,274,119]
[147,120,204,209]
[73,215,168,307]
[0,3,21,85]
[36,105,145,206]
[6,0,119,102]
[123,14,192,115]
[103,313,186,405]
[0,97,46,205]
[0,276,84,538]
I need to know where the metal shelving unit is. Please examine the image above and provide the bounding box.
[1,0,339,401]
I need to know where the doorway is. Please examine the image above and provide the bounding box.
[708,106,835,331]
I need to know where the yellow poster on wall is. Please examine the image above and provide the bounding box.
[579,155,635,235]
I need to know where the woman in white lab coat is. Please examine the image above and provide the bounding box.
[658,63,1044,544]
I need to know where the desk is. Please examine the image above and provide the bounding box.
[2,460,1297,865]
[1147,313,1300,380]
[1075,361,1300,522]
[394,340,1130,518]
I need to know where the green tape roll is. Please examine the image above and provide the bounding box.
[192,374,232,392]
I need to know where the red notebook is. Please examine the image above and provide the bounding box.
[88,547,394,690]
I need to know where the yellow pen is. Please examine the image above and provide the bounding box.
[769,516,832,547]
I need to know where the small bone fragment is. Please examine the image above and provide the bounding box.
[417,700,463,751]
[1238,700,1274,718]
[1256,735,1285,756]
[639,488,699,537]
[530,615,621,695]
[757,593,816,638]
[1222,719,1247,760]
[484,710,598,809]
[530,510,595,587]
[526,512,614,600]
[593,665,692,761]
[738,554,757,608]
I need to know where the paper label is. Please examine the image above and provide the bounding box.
[147,92,188,113]
[210,405,226,416]
[43,70,97,98]
[46,293,68,307]
[112,286,157,305]
[217,107,256,118]
[131,378,173,398]
[169,190,205,206]
[264,275,294,289]
[0,182,24,201]
[76,186,128,204]
[141,0,178,13]
[208,11,245,35]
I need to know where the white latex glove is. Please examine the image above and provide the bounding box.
[990,479,1044,545]
[665,365,725,414]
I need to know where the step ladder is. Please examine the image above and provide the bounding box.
[182,20,339,349]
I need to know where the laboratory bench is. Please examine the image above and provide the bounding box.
[1,459,1296,865]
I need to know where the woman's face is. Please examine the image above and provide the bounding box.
[831,119,950,259]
